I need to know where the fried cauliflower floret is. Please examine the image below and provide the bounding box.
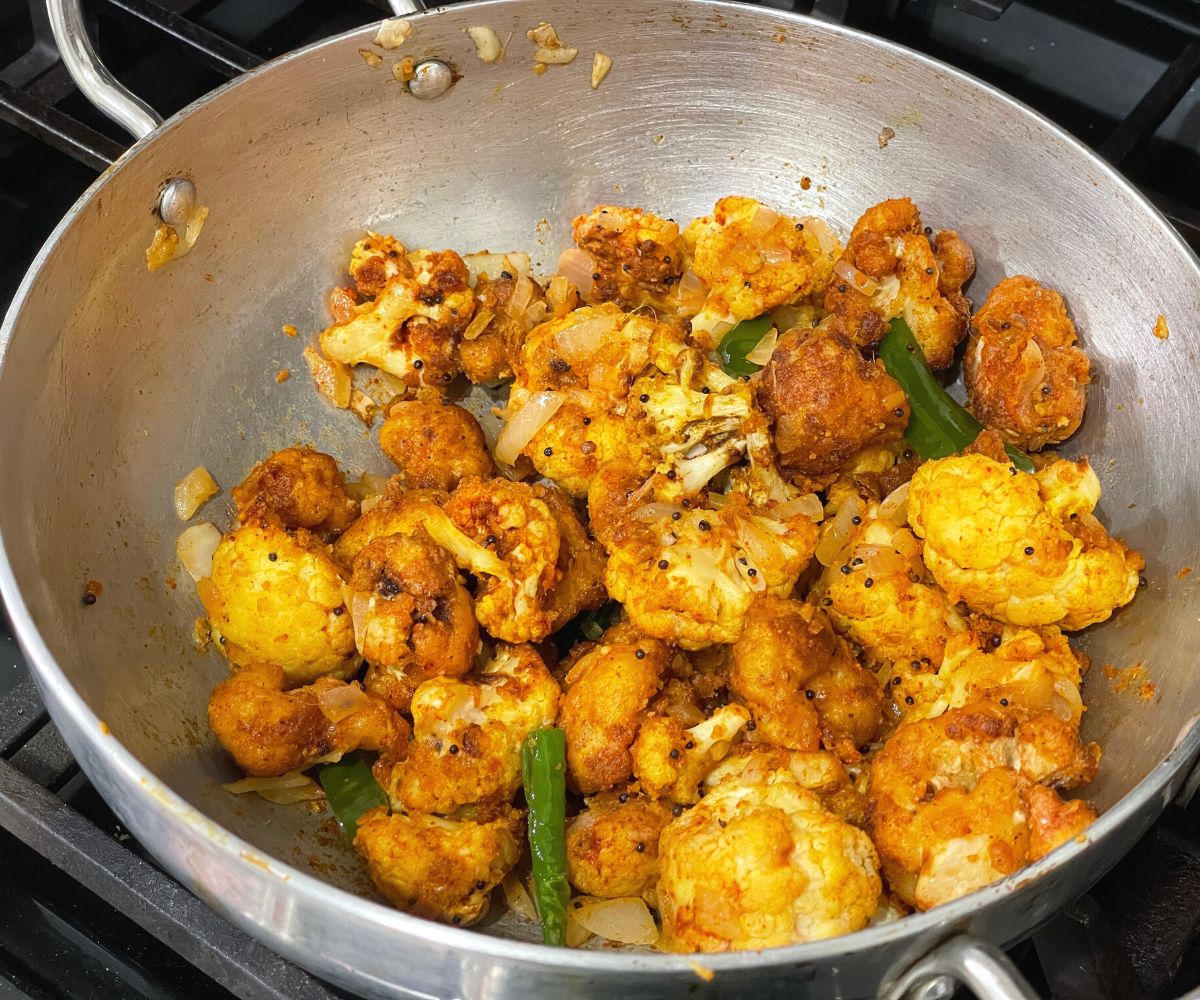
[824,198,974,370]
[331,482,447,568]
[603,489,819,649]
[894,623,1086,725]
[378,400,495,491]
[379,644,559,815]
[348,534,478,713]
[869,700,1098,909]
[908,453,1143,630]
[565,790,672,902]
[657,768,881,951]
[208,662,410,777]
[705,746,867,827]
[231,446,359,538]
[558,632,671,793]
[730,596,883,759]
[320,249,474,389]
[814,495,967,668]
[682,196,842,349]
[349,232,410,298]
[458,271,545,384]
[965,276,1091,450]
[536,484,608,627]
[354,804,522,925]
[505,305,688,495]
[757,326,909,479]
[570,205,688,311]
[201,509,357,683]
[631,704,752,804]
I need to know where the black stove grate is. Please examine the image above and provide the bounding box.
[1,2,1199,999]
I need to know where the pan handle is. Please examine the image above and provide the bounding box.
[387,0,429,13]
[879,934,1040,1000]
[45,0,162,140]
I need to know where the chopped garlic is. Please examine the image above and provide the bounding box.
[528,20,577,65]
[534,46,577,65]
[358,47,383,68]
[591,52,613,89]
[374,17,412,49]
[466,26,503,63]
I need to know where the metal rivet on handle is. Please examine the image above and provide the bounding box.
[158,178,197,227]
[408,59,453,100]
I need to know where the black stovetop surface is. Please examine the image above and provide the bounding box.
[1,1,1199,998]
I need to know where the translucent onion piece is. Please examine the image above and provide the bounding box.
[764,493,823,521]
[571,896,659,946]
[508,275,535,318]
[744,327,779,366]
[495,390,565,465]
[565,910,594,947]
[1016,338,1048,406]
[350,591,372,653]
[303,347,352,409]
[853,544,905,579]
[257,781,327,805]
[554,313,619,362]
[316,683,369,723]
[633,503,686,522]
[676,269,708,313]
[556,247,597,297]
[223,772,316,794]
[877,482,911,526]
[463,251,531,285]
[833,258,881,296]
[176,522,221,582]
[747,204,780,236]
[546,275,578,318]
[463,308,495,342]
[502,874,537,920]
[345,472,391,502]
[173,466,219,520]
[800,216,839,255]
[816,496,862,568]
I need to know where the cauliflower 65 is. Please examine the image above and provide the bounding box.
[657,766,881,951]
[231,446,359,538]
[631,704,752,804]
[565,789,673,903]
[908,453,1143,630]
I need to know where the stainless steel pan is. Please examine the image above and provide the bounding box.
[2,1,1199,997]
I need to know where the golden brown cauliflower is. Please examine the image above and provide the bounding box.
[348,533,478,713]
[379,644,559,815]
[349,232,409,298]
[378,399,494,491]
[569,205,689,311]
[704,746,867,827]
[965,276,1091,450]
[458,270,545,384]
[231,446,359,538]
[657,766,880,951]
[201,509,357,683]
[757,326,909,480]
[354,804,522,926]
[320,249,474,389]
[824,198,974,370]
[730,596,883,760]
[814,493,967,669]
[682,196,842,349]
[869,699,1098,909]
[908,453,1143,630]
[536,484,608,628]
[331,483,446,569]
[558,632,672,794]
[207,662,410,777]
[631,704,751,805]
[565,790,673,902]
[602,489,819,649]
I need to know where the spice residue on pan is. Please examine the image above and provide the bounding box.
[878,126,896,149]
[82,580,103,606]
[1103,662,1155,700]
[1153,314,1170,340]
[1179,566,1193,580]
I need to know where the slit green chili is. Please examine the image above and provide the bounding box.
[521,727,570,946]
[879,316,1034,473]
[717,315,775,377]
[316,752,388,841]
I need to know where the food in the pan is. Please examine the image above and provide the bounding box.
[181,194,1140,953]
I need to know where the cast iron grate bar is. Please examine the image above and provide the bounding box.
[99,0,264,76]
[0,676,50,759]
[1099,37,1200,164]
[0,79,124,171]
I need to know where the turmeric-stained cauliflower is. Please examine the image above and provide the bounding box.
[682,196,842,349]
[378,400,494,491]
[202,509,357,683]
[565,790,672,902]
[705,746,867,827]
[354,804,522,925]
[657,766,880,951]
[380,644,559,815]
[757,326,909,480]
[231,446,359,538]
[814,493,967,668]
[824,198,974,370]
[559,632,671,793]
[320,248,474,389]
[730,596,883,759]
[908,453,1142,630]
[349,233,409,298]
[348,533,478,713]
[208,662,409,777]
[869,699,1098,909]
[603,488,818,649]
[332,483,446,569]
[631,704,752,804]
[965,276,1091,450]
[568,205,690,312]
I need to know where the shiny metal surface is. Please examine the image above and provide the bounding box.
[407,58,454,100]
[879,936,1039,1000]
[157,177,197,228]
[2,2,1200,997]
[388,0,428,15]
[44,0,162,139]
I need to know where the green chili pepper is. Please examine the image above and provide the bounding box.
[316,752,388,841]
[879,317,1034,473]
[717,315,775,377]
[521,727,570,946]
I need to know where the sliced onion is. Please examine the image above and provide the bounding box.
[462,308,495,342]
[546,275,578,317]
[177,522,221,582]
[871,274,901,309]
[764,493,823,521]
[350,591,372,653]
[361,493,384,514]
[633,503,686,522]
[508,275,535,318]
[1015,339,1047,405]
[747,204,781,237]
[316,683,369,723]
[744,327,779,366]
[223,772,325,804]
[495,390,565,465]
[816,496,862,568]
[759,244,792,266]
[174,466,219,521]
[566,909,594,947]
[303,347,352,409]
[800,216,839,256]
[833,258,882,296]
[676,269,708,314]
[853,544,905,579]
[705,492,729,509]
[877,482,911,526]
[345,472,391,502]
[463,251,532,285]
[571,896,659,946]
[555,313,620,362]
[556,247,597,297]
[502,874,537,920]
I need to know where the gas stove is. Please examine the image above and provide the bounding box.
[1,1,1198,998]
